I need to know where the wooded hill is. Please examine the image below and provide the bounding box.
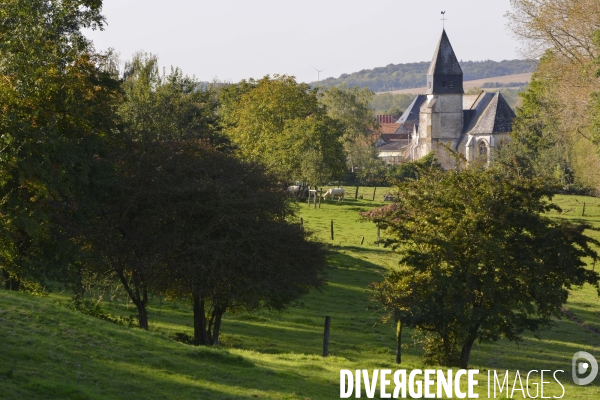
[314,59,536,92]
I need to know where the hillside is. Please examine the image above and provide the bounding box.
[314,60,536,92]
[1,192,600,399]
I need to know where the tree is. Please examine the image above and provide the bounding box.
[219,75,346,185]
[95,141,326,341]
[320,86,379,172]
[506,0,600,189]
[364,166,599,368]
[0,0,120,290]
[89,53,221,329]
[494,64,572,183]
[158,146,327,345]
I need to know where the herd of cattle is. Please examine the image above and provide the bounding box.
[286,186,345,201]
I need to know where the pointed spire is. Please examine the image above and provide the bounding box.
[426,30,463,94]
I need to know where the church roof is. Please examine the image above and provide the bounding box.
[427,30,463,76]
[463,92,516,135]
[396,95,427,124]
[426,30,463,95]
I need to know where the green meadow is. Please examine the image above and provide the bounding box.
[1,189,599,399]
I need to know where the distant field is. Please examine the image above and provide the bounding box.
[381,72,533,95]
[1,191,599,399]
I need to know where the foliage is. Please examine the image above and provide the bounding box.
[314,60,536,92]
[494,65,572,183]
[357,152,440,186]
[220,75,346,184]
[88,53,223,330]
[369,93,414,118]
[119,52,224,147]
[506,0,600,189]
[590,30,600,147]
[320,86,379,172]
[0,0,120,289]
[365,167,600,368]
[96,141,327,344]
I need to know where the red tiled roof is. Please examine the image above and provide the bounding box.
[376,123,401,134]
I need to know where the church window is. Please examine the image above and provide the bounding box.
[442,80,446,87]
[449,81,454,88]
[478,141,488,157]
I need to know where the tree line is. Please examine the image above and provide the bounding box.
[314,59,536,92]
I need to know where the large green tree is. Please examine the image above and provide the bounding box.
[365,166,599,368]
[88,53,221,329]
[219,75,346,185]
[320,86,379,172]
[0,0,120,290]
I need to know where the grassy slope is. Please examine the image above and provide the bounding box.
[1,189,599,399]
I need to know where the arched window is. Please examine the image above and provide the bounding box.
[478,141,488,157]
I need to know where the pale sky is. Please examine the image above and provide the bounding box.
[85,0,521,83]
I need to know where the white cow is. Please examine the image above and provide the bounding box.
[323,188,345,201]
[287,185,301,196]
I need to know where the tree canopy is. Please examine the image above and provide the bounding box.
[504,0,600,190]
[219,75,346,184]
[365,166,600,368]
[0,0,120,290]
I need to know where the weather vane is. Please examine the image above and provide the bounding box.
[441,11,447,29]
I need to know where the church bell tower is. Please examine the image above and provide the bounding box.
[416,29,464,168]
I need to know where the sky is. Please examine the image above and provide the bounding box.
[85,0,522,84]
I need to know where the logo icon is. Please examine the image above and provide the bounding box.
[572,351,598,385]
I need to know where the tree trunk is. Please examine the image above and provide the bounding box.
[395,317,403,364]
[2,270,20,292]
[137,302,149,330]
[116,269,149,330]
[193,293,210,345]
[459,325,480,369]
[212,308,224,345]
[2,269,9,290]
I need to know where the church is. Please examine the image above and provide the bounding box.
[381,30,516,169]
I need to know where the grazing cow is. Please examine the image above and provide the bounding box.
[323,188,345,201]
[287,185,301,196]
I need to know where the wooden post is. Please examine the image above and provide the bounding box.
[395,317,403,364]
[318,190,321,208]
[323,316,331,357]
[314,190,317,209]
[582,202,586,216]
[360,236,364,245]
[372,187,377,201]
[331,220,334,241]
[300,217,303,228]
[377,227,380,247]
[355,186,359,200]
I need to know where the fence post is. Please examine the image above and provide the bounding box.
[323,316,331,357]
[372,187,377,201]
[331,220,334,241]
[582,202,586,216]
[355,186,359,200]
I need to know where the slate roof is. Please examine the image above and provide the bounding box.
[396,95,427,124]
[462,92,516,135]
[378,140,409,152]
[426,30,463,95]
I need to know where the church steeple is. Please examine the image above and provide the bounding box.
[426,29,463,95]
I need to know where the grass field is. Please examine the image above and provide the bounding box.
[1,189,600,399]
